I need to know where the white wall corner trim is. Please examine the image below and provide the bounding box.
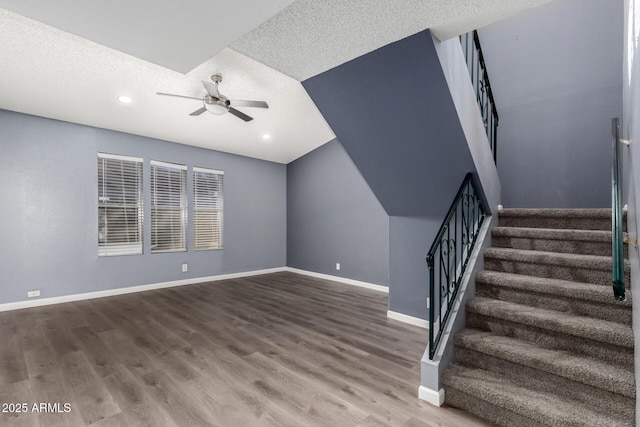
[0,267,288,313]
[285,267,389,293]
[418,385,445,407]
[387,310,429,329]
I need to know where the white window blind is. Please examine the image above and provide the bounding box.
[98,153,143,256]
[151,160,187,253]
[193,167,224,250]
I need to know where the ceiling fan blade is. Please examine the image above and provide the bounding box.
[201,81,220,99]
[228,108,253,122]
[189,106,207,116]
[230,100,269,109]
[157,92,202,101]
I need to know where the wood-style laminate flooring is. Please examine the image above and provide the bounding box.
[0,272,492,426]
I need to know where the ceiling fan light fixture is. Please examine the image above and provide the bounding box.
[204,102,228,115]
[203,95,228,115]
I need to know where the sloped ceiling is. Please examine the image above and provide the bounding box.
[0,8,334,164]
[0,0,296,73]
[0,0,557,163]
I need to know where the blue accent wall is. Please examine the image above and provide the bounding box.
[302,29,476,218]
[0,109,286,305]
[287,139,389,286]
[302,29,478,318]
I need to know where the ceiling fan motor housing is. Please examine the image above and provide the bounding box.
[204,94,230,115]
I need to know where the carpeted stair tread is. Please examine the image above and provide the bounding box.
[454,342,635,420]
[467,297,634,348]
[493,226,612,242]
[466,312,634,366]
[499,208,612,219]
[455,329,635,398]
[491,226,617,256]
[497,208,621,231]
[484,247,630,287]
[476,271,632,306]
[484,247,629,271]
[443,365,633,427]
[475,270,633,325]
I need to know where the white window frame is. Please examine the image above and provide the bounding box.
[151,160,188,253]
[193,167,224,250]
[97,153,143,257]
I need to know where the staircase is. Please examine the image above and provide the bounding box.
[442,208,635,426]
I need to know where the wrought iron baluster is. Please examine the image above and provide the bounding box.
[439,234,445,327]
[460,30,499,164]
[454,210,458,283]
[426,173,486,359]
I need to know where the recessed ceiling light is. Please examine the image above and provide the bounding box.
[118,96,132,104]
[262,134,271,140]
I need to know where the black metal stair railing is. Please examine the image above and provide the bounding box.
[460,31,499,164]
[426,173,486,359]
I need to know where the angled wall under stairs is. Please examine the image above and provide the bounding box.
[443,208,635,426]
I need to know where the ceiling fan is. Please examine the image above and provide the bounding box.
[157,74,268,122]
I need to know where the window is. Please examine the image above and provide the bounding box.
[98,153,143,256]
[193,167,224,250]
[151,160,187,253]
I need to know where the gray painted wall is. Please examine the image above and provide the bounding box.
[302,29,480,318]
[287,139,389,285]
[0,109,286,305]
[302,29,477,218]
[389,216,440,319]
[479,0,624,208]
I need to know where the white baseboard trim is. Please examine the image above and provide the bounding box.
[0,267,288,313]
[285,267,389,293]
[418,385,445,407]
[387,310,429,329]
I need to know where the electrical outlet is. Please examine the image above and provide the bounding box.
[27,290,40,298]
[336,263,341,271]
[182,263,188,273]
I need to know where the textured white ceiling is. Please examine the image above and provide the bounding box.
[0,1,558,164]
[0,0,296,73]
[0,9,335,164]
[232,0,557,81]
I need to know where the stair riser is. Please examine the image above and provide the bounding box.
[466,312,633,367]
[492,235,618,257]
[498,216,618,231]
[484,257,630,288]
[443,387,543,427]
[476,284,632,326]
[455,346,635,418]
